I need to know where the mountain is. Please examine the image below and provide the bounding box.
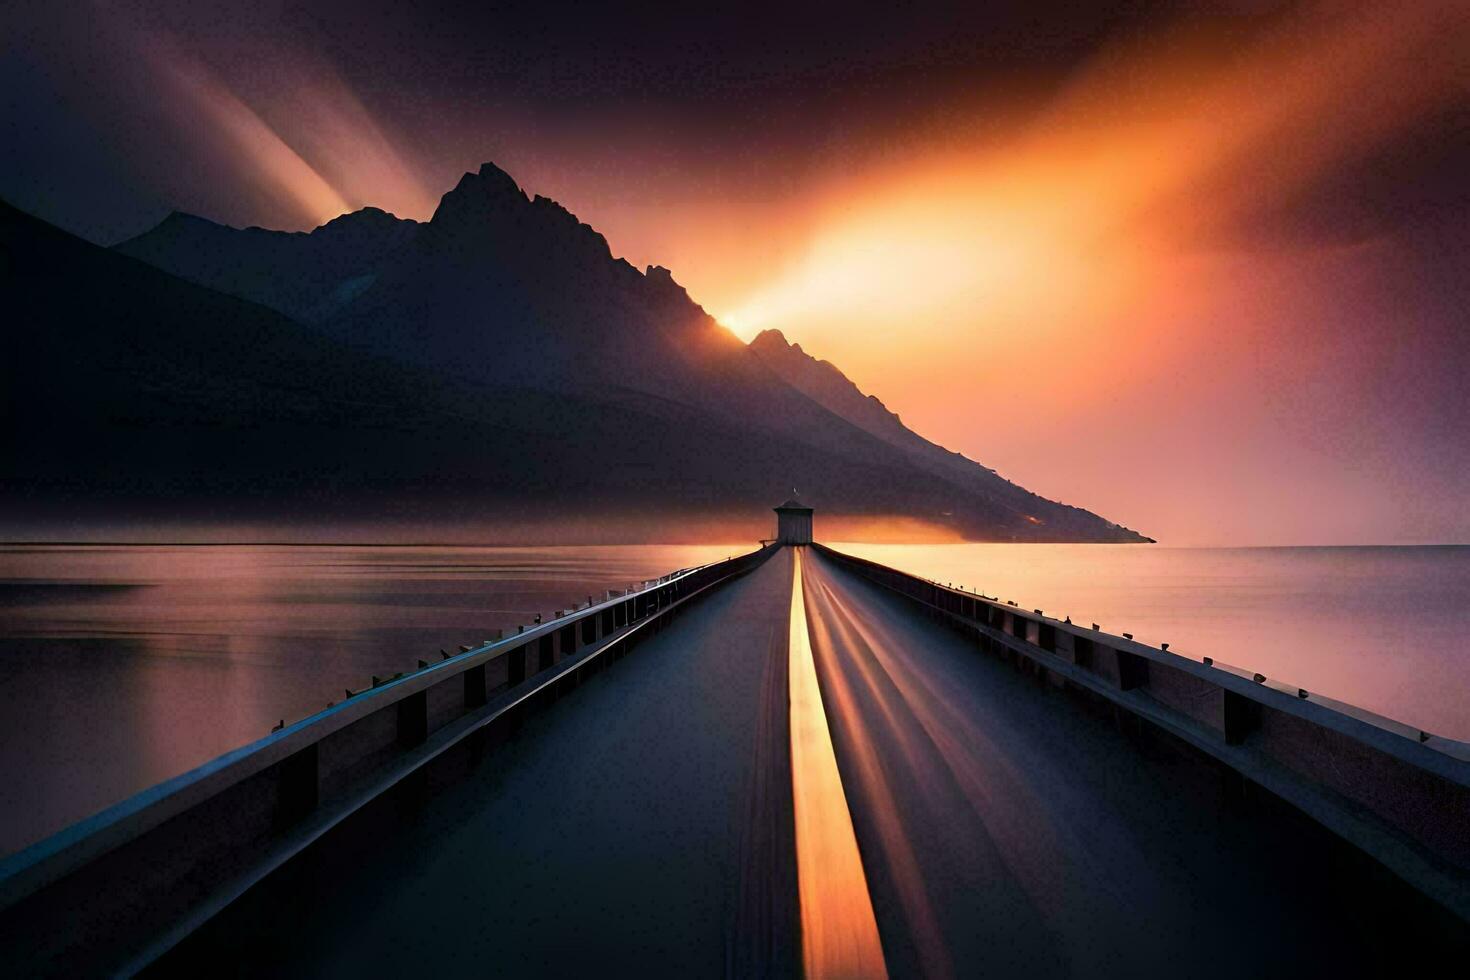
[315,164,986,471]
[2,197,472,513]
[2,162,1148,542]
[115,207,418,324]
[749,330,1150,541]
[5,196,1044,540]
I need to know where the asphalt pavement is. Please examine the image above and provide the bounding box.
[154,546,1463,977]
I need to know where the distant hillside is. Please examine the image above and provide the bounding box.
[749,330,1151,541]
[1,163,1148,542]
[115,207,417,324]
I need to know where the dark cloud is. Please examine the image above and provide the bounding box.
[1,0,1266,240]
[3,0,1467,543]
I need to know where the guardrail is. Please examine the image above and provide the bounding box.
[0,544,778,974]
[814,543,1470,923]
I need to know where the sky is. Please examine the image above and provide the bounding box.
[4,0,1468,545]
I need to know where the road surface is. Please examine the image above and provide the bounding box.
[155,547,1460,976]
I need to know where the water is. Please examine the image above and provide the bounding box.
[1,542,1466,858]
[0,543,736,856]
[832,542,1470,744]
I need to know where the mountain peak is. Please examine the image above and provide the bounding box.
[750,328,792,351]
[125,206,417,251]
[317,205,398,227]
[144,210,221,237]
[429,162,530,226]
[36,165,1149,543]
[418,163,629,275]
[478,160,522,189]
[466,161,528,201]
[160,209,211,225]
[313,206,417,242]
[112,202,419,324]
[644,263,687,289]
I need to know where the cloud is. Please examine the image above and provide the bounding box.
[718,2,1469,339]
[711,1,1470,543]
[116,9,436,228]
[133,28,352,227]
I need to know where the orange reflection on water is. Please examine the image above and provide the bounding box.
[829,541,1470,740]
[788,548,887,979]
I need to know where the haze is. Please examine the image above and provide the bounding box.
[5,0,1467,545]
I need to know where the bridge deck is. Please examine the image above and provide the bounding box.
[156,549,799,976]
[154,547,1463,976]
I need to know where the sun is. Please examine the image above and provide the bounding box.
[718,309,765,342]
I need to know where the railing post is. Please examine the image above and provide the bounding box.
[1222,690,1258,744]
[464,663,487,709]
[1116,650,1148,691]
[508,645,527,685]
[397,691,428,748]
[274,743,318,830]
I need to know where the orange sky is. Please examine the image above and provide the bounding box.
[546,3,1464,549]
[12,1,1469,544]
[545,3,1469,544]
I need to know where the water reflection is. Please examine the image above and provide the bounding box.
[832,543,1470,742]
[0,543,735,855]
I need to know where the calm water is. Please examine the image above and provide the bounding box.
[0,543,736,856]
[834,542,1470,744]
[1,542,1466,857]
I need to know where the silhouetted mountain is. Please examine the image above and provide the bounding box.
[318,165,978,470]
[8,196,1060,539]
[749,329,1150,541]
[4,162,1149,541]
[115,206,418,323]
[3,197,470,512]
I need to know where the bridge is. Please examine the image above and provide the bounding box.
[1,533,1468,974]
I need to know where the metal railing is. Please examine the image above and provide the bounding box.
[815,543,1470,923]
[0,544,779,974]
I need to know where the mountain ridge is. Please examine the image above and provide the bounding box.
[48,162,1154,542]
[749,328,1149,540]
[116,205,419,324]
[9,195,1045,542]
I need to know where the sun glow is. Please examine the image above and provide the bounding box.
[59,0,1469,546]
[717,1,1466,364]
[705,2,1470,544]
